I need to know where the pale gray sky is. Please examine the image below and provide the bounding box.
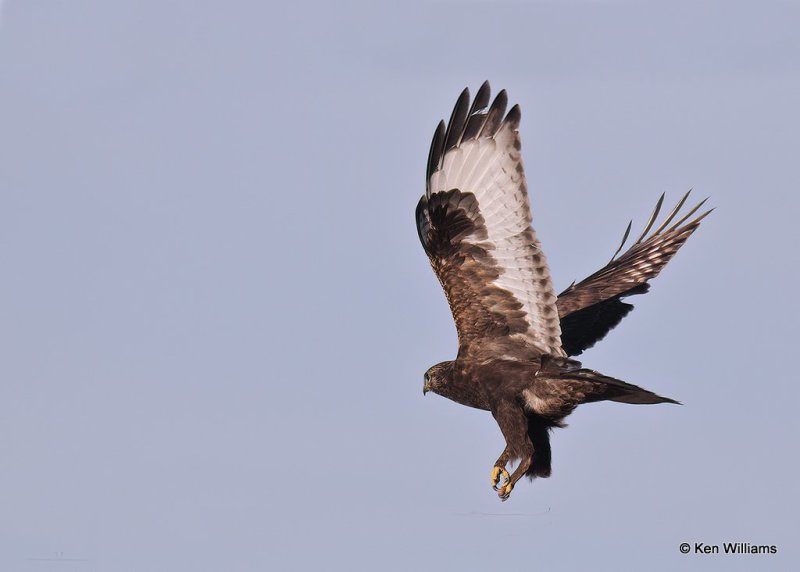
[0,1,797,570]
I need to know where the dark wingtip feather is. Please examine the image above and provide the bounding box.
[635,192,665,244]
[609,220,633,263]
[462,81,492,143]
[504,104,521,129]
[474,81,491,109]
[480,89,508,138]
[443,88,471,154]
[426,120,446,194]
[692,207,714,225]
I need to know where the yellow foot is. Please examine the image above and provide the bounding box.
[497,481,514,502]
[490,466,510,492]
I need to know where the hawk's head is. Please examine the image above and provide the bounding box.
[423,361,453,396]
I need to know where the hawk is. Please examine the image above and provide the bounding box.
[417,83,710,501]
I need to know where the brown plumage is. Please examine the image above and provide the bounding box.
[417,83,710,501]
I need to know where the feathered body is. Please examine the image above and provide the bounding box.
[417,83,710,500]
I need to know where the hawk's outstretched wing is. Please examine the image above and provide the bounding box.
[416,82,564,358]
[557,192,712,356]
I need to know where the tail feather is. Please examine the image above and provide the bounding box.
[561,368,680,406]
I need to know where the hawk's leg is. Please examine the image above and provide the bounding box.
[491,400,534,502]
[491,448,511,491]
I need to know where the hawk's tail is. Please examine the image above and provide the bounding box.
[562,368,680,406]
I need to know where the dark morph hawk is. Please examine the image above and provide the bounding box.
[417,83,711,501]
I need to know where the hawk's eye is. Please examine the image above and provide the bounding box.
[424,372,429,383]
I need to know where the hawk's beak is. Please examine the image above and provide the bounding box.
[423,383,430,396]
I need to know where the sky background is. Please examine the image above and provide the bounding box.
[1,1,798,570]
